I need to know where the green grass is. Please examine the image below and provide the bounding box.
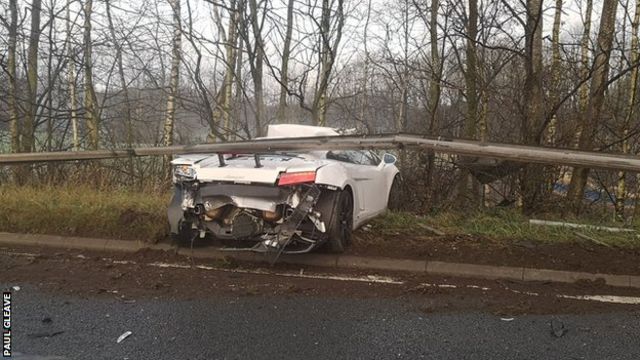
[369,209,640,249]
[2,184,638,248]
[0,185,170,242]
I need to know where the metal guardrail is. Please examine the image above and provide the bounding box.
[1,133,639,172]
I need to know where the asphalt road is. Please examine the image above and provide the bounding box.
[3,283,638,360]
[2,247,640,360]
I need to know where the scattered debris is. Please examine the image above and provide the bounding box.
[117,331,133,344]
[550,319,568,338]
[27,330,64,339]
[41,317,52,325]
[514,240,537,249]
[417,223,445,236]
[574,232,612,248]
[529,219,635,233]
[12,285,20,291]
[500,318,515,322]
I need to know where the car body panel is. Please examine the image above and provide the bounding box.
[168,125,399,252]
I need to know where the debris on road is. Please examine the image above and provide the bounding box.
[12,285,20,291]
[117,331,133,344]
[550,319,568,338]
[500,318,515,322]
[27,331,64,339]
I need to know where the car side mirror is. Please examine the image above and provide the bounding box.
[382,153,397,165]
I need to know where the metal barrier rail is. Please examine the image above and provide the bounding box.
[1,134,639,172]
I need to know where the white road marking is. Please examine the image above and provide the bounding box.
[421,282,640,305]
[556,294,640,305]
[148,261,405,284]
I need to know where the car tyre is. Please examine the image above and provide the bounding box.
[387,175,403,211]
[317,189,354,253]
[171,220,198,246]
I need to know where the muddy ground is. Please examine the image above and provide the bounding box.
[2,246,639,316]
[348,231,640,275]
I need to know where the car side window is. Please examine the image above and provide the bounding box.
[327,150,362,164]
[362,151,381,166]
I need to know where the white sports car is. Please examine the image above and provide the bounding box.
[168,125,400,254]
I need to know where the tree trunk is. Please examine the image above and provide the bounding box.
[162,0,182,148]
[83,0,100,150]
[106,0,135,178]
[223,1,239,136]
[312,0,344,126]
[46,3,55,153]
[519,0,545,213]
[457,0,480,207]
[22,0,43,153]
[546,0,563,145]
[8,0,19,153]
[212,0,238,137]
[276,0,295,124]
[575,0,593,147]
[424,0,441,211]
[67,0,79,151]
[234,19,244,141]
[568,0,618,210]
[615,0,640,221]
[106,0,133,149]
[248,0,265,136]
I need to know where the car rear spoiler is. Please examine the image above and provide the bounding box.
[216,153,262,168]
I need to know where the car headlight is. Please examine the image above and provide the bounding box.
[173,164,196,181]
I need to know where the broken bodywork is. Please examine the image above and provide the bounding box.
[168,125,399,258]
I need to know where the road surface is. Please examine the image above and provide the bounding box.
[2,247,639,359]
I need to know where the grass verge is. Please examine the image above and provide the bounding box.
[0,185,170,242]
[367,209,640,249]
[1,185,638,249]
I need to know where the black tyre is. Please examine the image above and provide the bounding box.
[171,220,198,246]
[387,175,403,211]
[317,189,354,253]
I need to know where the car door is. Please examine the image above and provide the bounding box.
[327,150,385,224]
[359,151,392,216]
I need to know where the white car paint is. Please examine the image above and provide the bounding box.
[172,125,399,229]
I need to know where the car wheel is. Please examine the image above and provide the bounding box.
[387,175,403,211]
[171,220,198,246]
[317,189,354,253]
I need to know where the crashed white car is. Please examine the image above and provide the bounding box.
[168,125,400,254]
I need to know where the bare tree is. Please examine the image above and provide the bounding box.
[568,0,619,208]
[276,0,295,123]
[312,0,345,125]
[162,0,182,147]
[22,0,43,153]
[575,0,593,146]
[615,0,640,220]
[83,0,100,150]
[66,0,79,151]
[546,0,563,144]
[247,0,266,136]
[7,0,19,153]
[106,0,133,149]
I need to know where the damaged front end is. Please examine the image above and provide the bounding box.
[168,166,328,256]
